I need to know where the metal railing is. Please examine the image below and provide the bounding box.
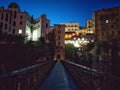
[0,61,56,90]
[63,60,120,90]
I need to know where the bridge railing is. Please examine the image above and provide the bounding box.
[0,61,56,90]
[62,60,120,90]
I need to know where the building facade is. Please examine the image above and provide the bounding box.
[63,21,95,51]
[61,22,79,32]
[93,6,120,76]
[93,7,120,41]
[53,24,65,60]
[0,2,50,42]
[30,14,50,41]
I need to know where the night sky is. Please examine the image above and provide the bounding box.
[0,0,120,26]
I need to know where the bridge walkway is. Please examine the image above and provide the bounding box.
[38,60,80,90]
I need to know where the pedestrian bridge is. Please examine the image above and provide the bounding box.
[39,60,79,90]
[0,60,120,90]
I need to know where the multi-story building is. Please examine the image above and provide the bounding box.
[63,21,95,50]
[0,2,50,42]
[79,20,95,42]
[53,24,65,60]
[93,6,120,41]
[86,20,94,33]
[31,14,50,41]
[93,6,120,76]
[61,22,79,32]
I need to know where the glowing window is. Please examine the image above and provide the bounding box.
[19,29,22,34]
[106,20,109,23]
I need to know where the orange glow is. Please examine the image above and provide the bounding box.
[72,33,75,36]
[69,34,72,38]
[65,34,68,38]
[76,32,79,36]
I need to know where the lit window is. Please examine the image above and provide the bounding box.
[106,20,109,23]
[19,29,22,34]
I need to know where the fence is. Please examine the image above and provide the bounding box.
[0,61,56,90]
[63,60,120,90]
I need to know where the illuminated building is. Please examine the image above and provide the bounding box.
[86,20,95,34]
[61,22,79,32]
[78,20,95,40]
[62,21,95,49]
[30,14,50,41]
[53,24,65,60]
[0,2,50,42]
[93,6,120,76]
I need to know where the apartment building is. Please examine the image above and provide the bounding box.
[93,6,120,76]
[0,2,50,42]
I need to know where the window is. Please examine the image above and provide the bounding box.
[46,23,48,28]
[68,29,70,31]
[14,11,17,18]
[9,15,11,24]
[1,13,4,20]
[12,29,15,35]
[20,21,22,25]
[5,14,8,21]
[20,15,23,19]
[0,22,3,28]
[5,24,7,30]
[10,11,12,15]
[18,29,22,34]
[58,36,60,40]
[9,27,11,32]
[105,20,109,23]
[13,22,16,26]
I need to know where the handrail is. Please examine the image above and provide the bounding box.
[0,61,53,79]
[64,60,120,80]
[0,60,55,90]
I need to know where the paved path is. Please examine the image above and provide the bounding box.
[39,60,79,90]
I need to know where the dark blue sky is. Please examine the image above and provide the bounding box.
[0,0,120,26]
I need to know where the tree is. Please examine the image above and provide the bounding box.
[65,44,76,60]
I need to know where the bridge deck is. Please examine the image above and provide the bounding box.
[38,60,79,90]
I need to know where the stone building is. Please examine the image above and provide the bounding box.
[53,24,65,60]
[0,2,50,42]
[93,6,120,76]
